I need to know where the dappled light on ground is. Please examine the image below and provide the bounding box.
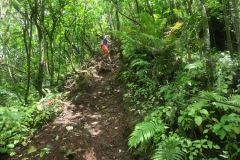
[9,57,133,160]
[83,147,97,160]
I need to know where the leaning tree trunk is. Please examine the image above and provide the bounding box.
[197,0,214,91]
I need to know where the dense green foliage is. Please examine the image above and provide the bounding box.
[0,93,62,155]
[112,1,240,159]
[1,0,240,159]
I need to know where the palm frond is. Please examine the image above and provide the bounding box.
[128,120,166,148]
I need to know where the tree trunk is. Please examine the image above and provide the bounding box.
[179,0,190,61]
[134,0,140,14]
[197,0,214,91]
[145,0,155,22]
[23,11,33,104]
[231,0,240,55]
[114,1,120,31]
[33,0,45,98]
[2,23,23,103]
[184,0,193,15]
[223,0,233,57]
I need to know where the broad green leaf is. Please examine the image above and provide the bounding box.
[7,144,14,149]
[199,109,208,115]
[220,114,228,124]
[223,125,232,132]
[203,129,209,134]
[233,127,240,134]
[213,123,222,130]
[226,75,233,81]
[178,116,184,123]
[186,140,192,146]
[213,145,220,149]
[0,147,8,153]
[202,145,208,149]
[218,130,226,140]
[195,116,202,126]
[212,118,219,122]
[207,141,213,149]
[188,108,195,116]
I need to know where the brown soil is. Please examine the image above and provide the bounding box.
[7,56,135,160]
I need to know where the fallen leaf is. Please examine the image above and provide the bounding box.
[27,146,37,154]
[102,106,107,109]
[22,142,27,146]
[66,126,73,131]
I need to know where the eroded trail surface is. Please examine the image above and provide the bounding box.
[10,57,133,160]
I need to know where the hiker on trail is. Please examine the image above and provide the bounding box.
[101,35,113,64]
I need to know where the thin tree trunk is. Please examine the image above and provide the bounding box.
[179,0,190,61]
[2,22,23,103]
[231,0,240,55]
[114,1,120,31]
[6,55,23,103]
[184,0,193,15]
[223,0,233,57]
[197,0,214,91]
[145,0,155,22]
[23,11,32,104]
[33,0,45,98]
[134,0,140,14]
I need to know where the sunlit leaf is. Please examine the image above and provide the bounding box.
[195,116,202,126]
[233,127,240,134]
[27,146,37,154]
[7,144,14,149]
[66,126,73,131]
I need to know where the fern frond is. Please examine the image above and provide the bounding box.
[213,93,228,102]
[184,60,203,70]
[226,95,240,112]
[228,95,240,105]
[214,102,232,111]
[200,91,227,101]
[152,139,186,160]
[130,58,150,69]
[128,120,166,148]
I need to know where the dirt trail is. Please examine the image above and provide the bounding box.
[9,57,134,160]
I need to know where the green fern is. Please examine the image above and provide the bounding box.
[152,139,186,160]
[184,60,203,70]
[200,91,228,101]
[227,95,240,112]
[128,120,166,148]
[130,58,150,69]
